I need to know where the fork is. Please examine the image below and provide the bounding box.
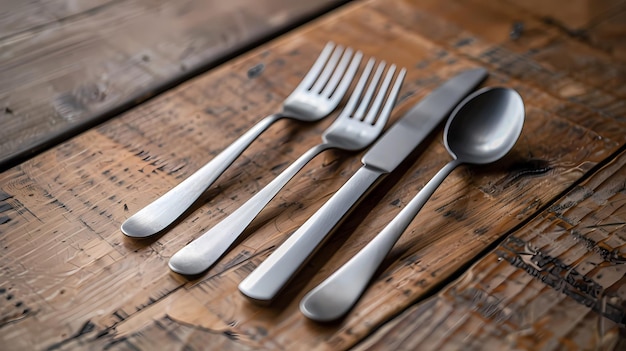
[168,59,406,275]
[121,42,362,238]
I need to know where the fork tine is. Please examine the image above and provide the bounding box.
[296,42,336,91]
[310,45,345,93]
[327,50,362,103]
[363,64,396,124]
[354,61,386,121]
[372,67,406,128]
[341,57,375,116]
[320,47,353,98]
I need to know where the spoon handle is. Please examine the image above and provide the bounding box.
[300,159,461,322]
[168,143,328,276]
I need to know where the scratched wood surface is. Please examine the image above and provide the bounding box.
[0,0,347,170]
[0,0,625,350]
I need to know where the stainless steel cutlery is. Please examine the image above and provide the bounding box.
[299,87,524,322]
[120,40,522,322]
[121,42,361,238]
[169,58,406,275]
[238,68,488,302]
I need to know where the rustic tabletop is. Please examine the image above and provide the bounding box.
[1,0,625,350]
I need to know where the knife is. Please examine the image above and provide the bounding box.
[238,68,488,303]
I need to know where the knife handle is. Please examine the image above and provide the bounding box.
[238,165,386,302]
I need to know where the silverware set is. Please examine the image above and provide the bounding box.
[121,42,525,322]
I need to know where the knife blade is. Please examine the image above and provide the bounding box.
[238,68,488,302]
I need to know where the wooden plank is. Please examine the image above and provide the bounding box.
[0,0,348,170]
[356,147,626,351]
[371,0,626,102]
[585,5,626,60]
[0,0,625,350]
[0,0,117,39]
[504,0,624,30]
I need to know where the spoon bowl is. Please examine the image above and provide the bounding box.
[445,87,524,164]
[300,86,525,322]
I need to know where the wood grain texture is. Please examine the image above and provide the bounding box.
[0,0,347,170]
[0,0,625,350]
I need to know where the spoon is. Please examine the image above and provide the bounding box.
[299,87,525,322]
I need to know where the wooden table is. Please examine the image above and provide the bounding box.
[1,0,625,349]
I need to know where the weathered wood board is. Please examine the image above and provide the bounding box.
[0,0,348,170]
[0,0,624,350]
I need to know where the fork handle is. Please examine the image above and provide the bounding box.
[121,113,283,238]
[168,143,330,275]
[238,165,387,302]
